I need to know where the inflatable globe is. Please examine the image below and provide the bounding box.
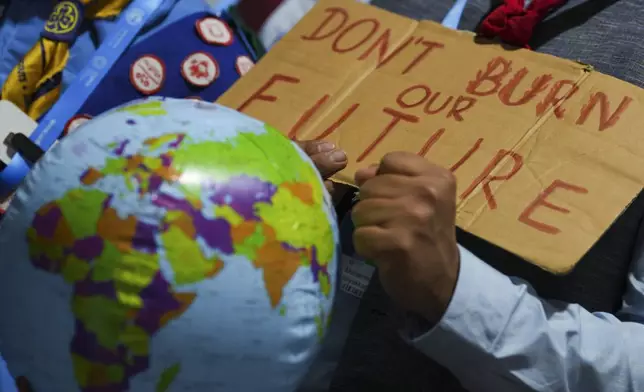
[0,98,339,392]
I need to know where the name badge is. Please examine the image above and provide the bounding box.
[339,204,376,299]
[340,254,375,299]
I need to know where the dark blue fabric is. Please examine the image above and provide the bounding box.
[77,12,252,118]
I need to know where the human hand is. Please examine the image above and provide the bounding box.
[352,152,460,323]
[296,140,347,195]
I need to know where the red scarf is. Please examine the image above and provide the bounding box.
[478,0,569,48]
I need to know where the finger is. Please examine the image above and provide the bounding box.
[378,151,443,177]
[309,149,347,179]
[351,198,401,227]
[358,174,417,200]
[354,164,379,186]
[295,140,335,156]
[353,226,399,261]
[296,140,348,178]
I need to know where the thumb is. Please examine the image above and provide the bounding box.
[296,140,347,179]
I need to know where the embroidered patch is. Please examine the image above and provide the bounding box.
[181,52,219,88]
[130,55,166,95]
[42,0,84,42]
[63,114,92,136]
[235,55,255,76]
[196,17,233,46]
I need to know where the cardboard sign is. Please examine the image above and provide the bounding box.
[218,0,644,274]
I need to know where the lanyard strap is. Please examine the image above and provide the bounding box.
[0,0,163,196]
[442,0,469,29]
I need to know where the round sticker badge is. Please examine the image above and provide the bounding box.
[129,55,166,95]
[63,114,92,137]
[181,52,220,88]
[196,17,233,46]
[235,55,255,76]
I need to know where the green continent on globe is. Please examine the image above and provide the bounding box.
[117,100,168,117]
[26,110,335,390]
[28,187,194,391]
[170,125,335,280]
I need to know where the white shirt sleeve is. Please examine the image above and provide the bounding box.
[407,244,644,392]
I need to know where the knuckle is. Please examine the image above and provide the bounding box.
[415,204,434,222]
[416,169,456,202]
[416,181,439,203]
[402,199,433,222]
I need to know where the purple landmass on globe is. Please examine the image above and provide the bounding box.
[153,192,234,255]
[207,175,277,220]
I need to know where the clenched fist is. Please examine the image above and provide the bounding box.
[352,152,460,323]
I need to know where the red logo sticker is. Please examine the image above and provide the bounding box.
[130,55,166,95]
[64,114,92,136]
[196,17,233,46]
[235,55,255,76]
[181,52,219,88]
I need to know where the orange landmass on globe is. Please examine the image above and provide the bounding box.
[281,182,315,205]
[97,206,138,252]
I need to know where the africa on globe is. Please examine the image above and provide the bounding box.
[0,98,339,391]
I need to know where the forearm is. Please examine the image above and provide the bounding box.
[409,246,644,392]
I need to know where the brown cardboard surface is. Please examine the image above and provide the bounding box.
[218,0,644,274]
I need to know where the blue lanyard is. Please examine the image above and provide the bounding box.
[0,0,163,196]
[441,0,469,29]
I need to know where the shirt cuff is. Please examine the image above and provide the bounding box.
[405,244,527,367]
